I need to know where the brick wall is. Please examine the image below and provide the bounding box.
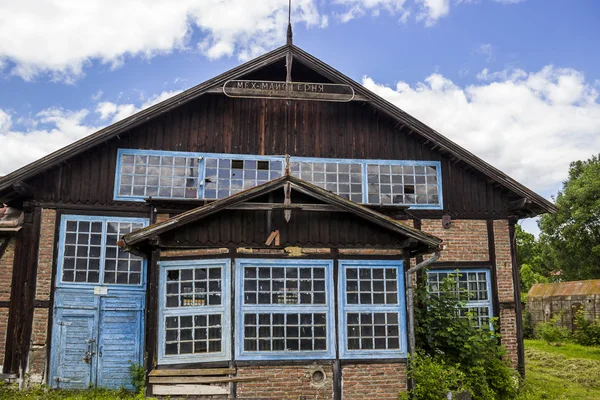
[0,237,16,368]
[342,363,406,400]
[494,220,518,367]
[421,219,488,261]
[236,364,334,399]
[28,209,57,382]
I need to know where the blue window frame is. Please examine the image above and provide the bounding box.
[158,259,231,364]
[338,260,407,359]
[56,215,149,289]
[114,149,443,209]
[235,259,335,360]
[427,269,493,328]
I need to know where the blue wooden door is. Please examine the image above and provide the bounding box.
[50,215,149,390]
[96,293,145,390]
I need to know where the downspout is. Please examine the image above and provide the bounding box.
[406,250,441,361]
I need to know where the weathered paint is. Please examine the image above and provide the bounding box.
[528,280,600,297]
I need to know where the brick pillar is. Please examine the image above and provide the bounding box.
[0,237,16,368]
[28,209,57,383]
[493,220,518,367]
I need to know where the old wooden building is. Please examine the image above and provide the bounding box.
[0,42,555,399]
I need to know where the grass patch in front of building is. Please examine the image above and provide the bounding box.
[520,339,600,400]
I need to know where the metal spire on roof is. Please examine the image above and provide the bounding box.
[286,0,293,45]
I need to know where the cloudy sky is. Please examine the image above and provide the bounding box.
[1,0,599,234]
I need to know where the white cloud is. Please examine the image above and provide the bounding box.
[333,0,407,22]
[0,1,527,82]
[362,65,600,195]
[0,108,100,176]
[416,0,450,26]
[0,89,182,175]
[96,90,182,124]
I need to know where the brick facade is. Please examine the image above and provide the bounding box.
[493,220,518,367]
[236,364,334,399]
[0,237,15,368]
[28,209,57,382]
[342,363,406,400]
[421,219,488,261]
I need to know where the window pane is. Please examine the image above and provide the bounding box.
[291,161,363,202]
[346,267,398,305]
[204,157,283,199]
[164,314,222,356]
[346,312,400,350]
[164,266,222,308]
[118,152,199,199]
[243,312,327,353]
[366,163,440,206]
[103,221,145,285]
[243,264,327,305]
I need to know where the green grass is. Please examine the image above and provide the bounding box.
[519,339,600,400]
[0,385,142,400]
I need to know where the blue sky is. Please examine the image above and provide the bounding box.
[1,0,599,234]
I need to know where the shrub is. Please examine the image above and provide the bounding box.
[522,310,534,339]
[572,309,600,346]
[534,312,570,345]
[408,272,519,400]
[130,363,146,394]
[399,353,465,400]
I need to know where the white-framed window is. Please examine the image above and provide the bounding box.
[114,149,443,209]
[426,269,493,328]
[57,215,148,288]
[234,259,336,360]
[158,259,231,364]
[338,260,407,359]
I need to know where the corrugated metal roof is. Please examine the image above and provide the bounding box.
[528,280,600,297]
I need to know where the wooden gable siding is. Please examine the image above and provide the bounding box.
[159,210,405,249]
[27,94,509,218]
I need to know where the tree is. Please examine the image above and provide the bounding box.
[538,155,600,281]
[515,225,548,298]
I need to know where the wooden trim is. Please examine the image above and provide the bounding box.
[486,221,501,335]
[149,368,235,376]
[146,249,161,386]
[509,220,526,377]
[0,237,10,262]
[30,202,150,215]
[428,261,491,269]
[33,300,50,308]
[149,376,264,384]
[0,301,9,308]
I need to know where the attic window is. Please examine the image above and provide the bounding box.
[114,149,443,209]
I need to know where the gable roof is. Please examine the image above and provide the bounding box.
[528,280,600,297]
[120,174,443,254]
[0,44,556,215]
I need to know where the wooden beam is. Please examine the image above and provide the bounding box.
[228,203,341,212]
[149,376,265,384]
[149,368,235,377]
[152,384,229,396]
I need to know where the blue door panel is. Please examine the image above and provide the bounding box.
[97,295,144,390]
[50,309,97,389]
[54,289,98,310]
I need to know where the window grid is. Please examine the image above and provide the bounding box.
[243,312,327,352]
[243,265,326,306]
[118,152,200,199]
[235,259,335,360]
[347,312,400,351]
[366,163,439,206]
[166,267,222,308]
[115,150,443,209]
[345,267,398,305]
[427,270,493,328]
[104,222,145,285]
[58,216,148,288]
[158,259,231,364]
[339,260,406,359]
[164,314,222,356]
[203,157,283,199]
[290,161,363,203]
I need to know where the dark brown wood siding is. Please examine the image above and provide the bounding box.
[26,94,509,218]
[159,210,406,249]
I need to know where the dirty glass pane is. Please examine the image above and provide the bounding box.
[118,152,199,199]
[165,266,222,308]
[164,314,222,356]
[366,163,440,206]
[291,161,363,203]
[103,222,145,285]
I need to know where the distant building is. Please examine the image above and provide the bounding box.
[527,280,600,331]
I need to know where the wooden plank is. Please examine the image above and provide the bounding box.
[152,384,229,396]
[149,376,265,384]
[149,368,235,377]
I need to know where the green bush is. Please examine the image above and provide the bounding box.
[130,363,146,394]
[573,310,600,346]
[522,310,534,339]
[407,272,519,400]
[534,312,570,345]
[399,353,465,400]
